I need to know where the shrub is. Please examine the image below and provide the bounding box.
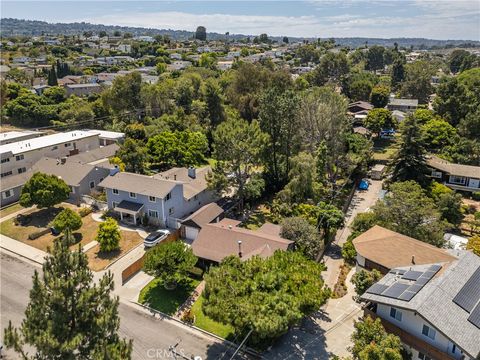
[96,217,121,252]
[79,207,93,217]
[50,208,82,233]
[472,192,480,201]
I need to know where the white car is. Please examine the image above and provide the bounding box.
[144,229,170,248]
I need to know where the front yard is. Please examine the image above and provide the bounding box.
[0,203,24,219]
[0,203,144,271]
[138,277,200,315]
[190,295,235,340]
[372,137,399,162]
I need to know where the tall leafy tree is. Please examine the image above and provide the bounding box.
[117,138,147,174]
[96,217,121,253]
[20,172,71,208]
[400,60,435,104]
[420,118,458,150]
[258,86,300,189]
[194,26,207,41]
[365,46,385,71]
[47,64,58,86]
[369,85,389,108]
[208,116,268,206]
[433,76,474,126]
[390,58,405,89]
[203,78,225,128]
[280,216,322,260]
[311,52,349,86]
[351,269,382,297]
[202,251,330,345]
[364,108,396,137]
[389,115,428,185]
[103,72,142,115]
[316,202,345,239]
[4,237,132,359]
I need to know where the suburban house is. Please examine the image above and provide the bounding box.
[85,129,125,146]
[0,131,100,179]
[361,252,480,360]
[180,202,224,241]
[0,130,43,145]
[0,144,118,207]
[387,98,418,113]
[352,225,457,274]
[190,218,294,266]
[427,155,480,193]
[99,166,216,227]
[64,83,102,97]
[348,101,373,114]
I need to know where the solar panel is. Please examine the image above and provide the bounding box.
[467,302,480,329]
[402,271,423,281]
[428,264,442,272]
[416,276,431,285]
[407,284,424,293]
[366,283,389,295]
[453,267,480,313]
[382,283,410,299]
[390,269,406,275]
[398,291,416,301]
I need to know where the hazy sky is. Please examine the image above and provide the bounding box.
[2,0,480,40]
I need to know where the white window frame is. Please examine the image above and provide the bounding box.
[129,192,136,199]
[1,171,13,178]
[18,167,26,174]
[449,175,466,185]
[422,324,436,340]
[112,188,119,195]
[149,196,156,202]
[1,158,10,163]
[148,210,158,218]
[431,170,442,178]
[89,181,95,189]
[389,307,402,322]
[169,207,175,215]
[64,142,71,147]
[2,190,13,199]
[165,192,171,201]
[16,154,24,161]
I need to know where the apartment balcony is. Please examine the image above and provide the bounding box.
[364,304,458,360]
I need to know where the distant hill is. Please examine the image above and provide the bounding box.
[1,18,479,49]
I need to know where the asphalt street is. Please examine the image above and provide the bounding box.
[0,252,233,360]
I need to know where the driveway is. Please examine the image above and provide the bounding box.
[264,269,362,359]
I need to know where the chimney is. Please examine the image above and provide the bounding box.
[188,167,196,179]
[411,255,415,264]
[174,174,177,181]
[110,165,120,176]
[238,240,242,258]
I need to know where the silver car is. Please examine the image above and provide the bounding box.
[144,229,170,248]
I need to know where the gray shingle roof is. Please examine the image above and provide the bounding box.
[361,252,480,358]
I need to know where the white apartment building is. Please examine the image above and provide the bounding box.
[0,131,100,178]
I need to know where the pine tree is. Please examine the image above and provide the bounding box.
[389,115,429,186]
[47,64,58,86]
[4,237,132,359]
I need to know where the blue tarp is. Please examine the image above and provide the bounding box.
[358,179,369,190]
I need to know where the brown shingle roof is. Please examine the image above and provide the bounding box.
[191,219,293,263]
[427,155,480,179]
[352,225,457,270]
[181,203,224,229]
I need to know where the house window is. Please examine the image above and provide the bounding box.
[112,201,118,208]
[165,192,171,201]
[1,158,10,163]
[389,307,402,322]
[64,142,71,147]
[112,188,119,195]
[148,210,158,218]
[51,146,58,151]
[129,192,136,198]
[1,171,13,178]
[2,190,12,199]
[422,325,436,340]
[149,196,156,202]
[431,170,442,178]
[418,352,431,360]
[17,167,26,174]
[449,175,466,185]
[16,154,24,161]
[169,207,175,215]
[450,343,457,354]
[89,181,95,189]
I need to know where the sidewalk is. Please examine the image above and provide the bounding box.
[0,234,47,264]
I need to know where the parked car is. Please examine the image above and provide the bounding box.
[144,229,170,248]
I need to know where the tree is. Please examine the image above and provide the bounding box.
[124,122,146,141]
[351,269,382,297]
[20,172,71,208]
[342,237,357,264]
[316,202,345,239]
[433,76,473,126]
[117,138,147,174]
[282,36,289,44]
[194,26,207,41]
[96,217,121,253]
[350,316,403,360]
[202,251,330,345]
[143,241,197,289]
[203,78,225,127]
[349,80,373,102]
[47,64,58,86]
[50,208,82,233]
[280,217,322,260]
[311,52,349,86]
[371,181,446,247]
[364,108,396,137]
[4,237,132,359]
[209,117,268,206]
[369,85,389,108]
[365,46,385,71]
[390,58,405,89]
[4,92,58,127]
[43,86,66,104]
[147,131,208,169]
[400,60,435,104]
[437,192,464,227]
[351,212,379,233]
[259,87,300,189]
[389,115,428,185]
[467,235,480,256]
[448,49,478,73]
[421,118,457,150]
[103,72,142,114]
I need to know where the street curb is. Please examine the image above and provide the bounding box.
[102,243,144,271]
[0,246,44,266]
[130,300,262,359]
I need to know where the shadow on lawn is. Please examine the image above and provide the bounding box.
[17,206,65,228]
[141,280,198,315]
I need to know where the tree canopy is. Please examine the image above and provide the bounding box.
[20,172,71,208]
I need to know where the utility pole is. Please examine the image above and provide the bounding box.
[228,328,253,360]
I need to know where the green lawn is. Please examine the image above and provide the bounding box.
[0,203,24,219]
[372,137,399,161]
[190,296,235,340]
[139,277,200,315]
